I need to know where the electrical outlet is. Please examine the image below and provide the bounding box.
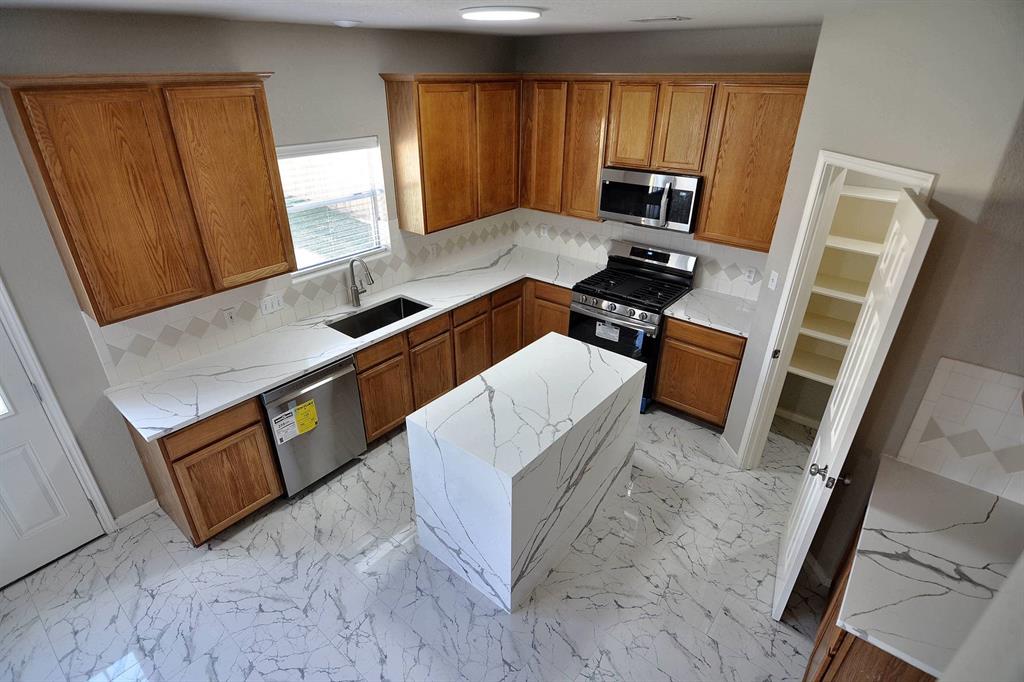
[260,293,284,315]
[768,271,780,291]
[221,306,237,325]
[744,267,757,284]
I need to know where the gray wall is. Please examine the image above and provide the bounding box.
[717,3,1024,576]
[514,24,819,73]
[0,9,513,517]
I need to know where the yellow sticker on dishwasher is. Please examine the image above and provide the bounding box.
[294,399,318,435]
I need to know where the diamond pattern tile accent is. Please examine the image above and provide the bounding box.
[185,317,210,338]
[156,325,183,347]
[210,310,228,330]
[921,417,946,443]
[994,444,1024,473]
[302,282,320,300]
[107,344,126,364]
[282,287,301,306]
[724,264,744,281]
[126,334,156,358]
[703,259,723,276]
[947,429,990,458]
[237,301,259,321]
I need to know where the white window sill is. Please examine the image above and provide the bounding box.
[289,246,391,285]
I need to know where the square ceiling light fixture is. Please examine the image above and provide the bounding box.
[461,6,544,21]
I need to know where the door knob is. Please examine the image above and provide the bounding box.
[808,463,828,481]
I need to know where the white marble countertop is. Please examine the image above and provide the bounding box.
[838,457,1024,677]
[406,332,646,479]
[105,244,755,441]
[664,287,756,338]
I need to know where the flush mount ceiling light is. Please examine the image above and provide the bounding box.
[461,6,544,22]
[629,15,692,23]
[333,19,362,27]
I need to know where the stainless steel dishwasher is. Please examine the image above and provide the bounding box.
[260,357,368,496]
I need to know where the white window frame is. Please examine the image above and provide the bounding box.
[276,136,390,282]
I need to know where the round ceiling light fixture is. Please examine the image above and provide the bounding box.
[333,19,362,27]
[460,6,543,22]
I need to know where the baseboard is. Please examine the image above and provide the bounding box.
[774,407,821,430]
[805,550,833,588]
[718,434,742,468]
[114,499,159,529]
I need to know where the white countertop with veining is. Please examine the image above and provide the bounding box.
[838,457,1024,677]
[106,245,755,441]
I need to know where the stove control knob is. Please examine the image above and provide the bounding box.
[638,312,649,321]
[628,308,636,317]
[607,303,617,312]
[579,296,587,305]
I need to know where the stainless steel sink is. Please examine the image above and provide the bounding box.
[328,297,430,338]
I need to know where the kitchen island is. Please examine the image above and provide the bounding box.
[405,332,645,611]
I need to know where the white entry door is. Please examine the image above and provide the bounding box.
[772,189,938,619]
[0,320,103,587]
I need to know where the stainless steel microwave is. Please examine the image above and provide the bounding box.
[598,168,700,232]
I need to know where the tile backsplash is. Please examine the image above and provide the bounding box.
[898,357,1024,503]
[87,208,765,385]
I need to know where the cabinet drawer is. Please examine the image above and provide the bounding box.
[664,318,745,358]
[163,399,262,462]
[491,281,523,307]
[452,297,490,326]
[355,334,407,372]
[406,313,451,347]
[532,280,572,307]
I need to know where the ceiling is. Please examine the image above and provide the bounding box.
[0,0,846,35]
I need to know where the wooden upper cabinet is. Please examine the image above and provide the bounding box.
[12,87,213,324]
[561,81,611,220]
[418,83,478,231]
[164,83,295,289]
[605,82,659,168]
[476,81,519,217]
[520,80,568,213]
[697,84,806,251]
[651,84,715,172]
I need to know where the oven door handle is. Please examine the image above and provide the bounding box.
[570,302,659,337]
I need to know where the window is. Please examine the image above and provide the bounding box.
[277,137,389,272]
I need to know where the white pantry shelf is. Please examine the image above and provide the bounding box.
[799,313,855,346]
[825,234,884,256]
[840,185,901,203]
[788,350,841,386]
[811,274,868,304]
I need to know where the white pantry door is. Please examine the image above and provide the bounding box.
[0,321,102,587]
[772,189,938,620]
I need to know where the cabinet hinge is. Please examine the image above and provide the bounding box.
[771,349,781,359]
[29,381,43,402]
[86,497,99,517]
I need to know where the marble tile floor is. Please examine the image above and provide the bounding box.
[1,407,823,682]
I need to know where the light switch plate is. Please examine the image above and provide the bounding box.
[260,293,284,315]
[768,271,780,290]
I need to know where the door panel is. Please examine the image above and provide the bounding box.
[773,190,938,619]
[418,83,477,231]
[454,314,492,384]
[19,87,212,323]
[0,322,102,586]
[652,84,714,172]
[606,82,659,168]
[654,338,739,427]
[520,81,568,213]
[562,81,611,220]
[698,84,805,251]
[476,82,519,217]
[357,352,414,441]
[409,332,455,408]
[530,299,570,342]
[491,297,523,364]
[165,83,295,289]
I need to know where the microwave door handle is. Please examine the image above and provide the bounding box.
[658,180,673,225]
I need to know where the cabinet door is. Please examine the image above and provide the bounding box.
[530,299,570,343]
[357,352,414,441]
[562,81,611,220]
[652,84,714,172]
[164,84,296,289]
[476,81,519,217]
[18,87,212,324]
[520,81,567,213]
[491,297,523,364]
[605,82,659,168]
[172,423,282,543]
[418,83,477,231]
[454,314,492,384]
[409,332,455,409]
[698,84,805,251]
[655,338,740,427]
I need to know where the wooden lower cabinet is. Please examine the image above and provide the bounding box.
[491,296,523,363]
[525,279,572,343]
[805,548,934,682]
[409,332,455,408]
[530,299,570,342]
[172,424,281,542]
[357,351,414,441]
[654,319,745,427]
[127,398,282,545]
[454,312,492,383]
